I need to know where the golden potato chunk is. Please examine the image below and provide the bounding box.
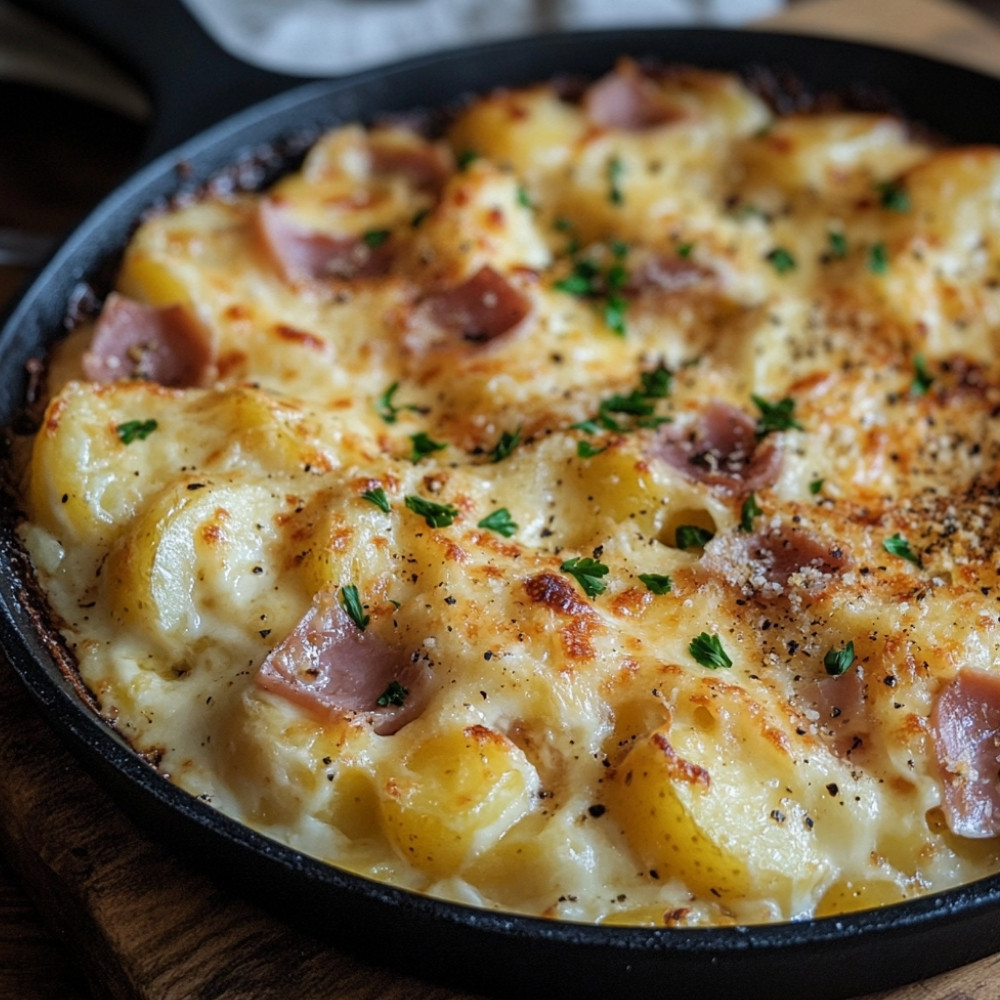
[378,725,538,878]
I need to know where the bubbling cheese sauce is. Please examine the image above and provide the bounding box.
[14,59,1000,926]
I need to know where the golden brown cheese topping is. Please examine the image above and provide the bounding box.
[14,59,1000,926]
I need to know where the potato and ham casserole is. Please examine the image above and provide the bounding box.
[13,58,1000,927]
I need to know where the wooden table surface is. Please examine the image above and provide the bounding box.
[5,1,1000,997]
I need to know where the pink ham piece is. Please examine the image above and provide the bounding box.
[931,669,1000,838]
[369,138,452,195]
[583,61,683,131]
[410,265,531,347]
[82,292,215,387]
[626,252,714,296]
[799,666,869,759]
[701,523,850,598]
[653,401,780,494]
[255,589,431,736]
[256,198,394,283]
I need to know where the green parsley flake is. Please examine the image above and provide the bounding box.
[405,495,458,528]
[766,247,797,274]
[689,632,732,669]
[740,492,763,532]
[410,431,447,463]
[560,556,609,598]
[677,242,694,259]
[910,354,934,396]
[456,149,479,170]
[376,382,420,424]
[809,478,825,496]
[824,641,855,676]
[827,230,848,260]
[361,486,391,512]
[638,573,672,595]
[883,532,922,567]
[116,419,158,444]
[876,179,911,212]
[489,427,522,463]
[377,680,409,707]
[477,507,518,537]
[607,156,625,205]
[553,243,631,337]
[338,584,370,631]
[640,364,673,399]
[752,394,804,437]
[577,440,607,459]
[603,293,627,337]
[675,524,714,550]
[602,390,654,418]
[868,242,889,274]
[362,228,390,247]
[554,259,600,296]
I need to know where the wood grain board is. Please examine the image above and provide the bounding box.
[0,658,486,1000]
[6,1,1000,997]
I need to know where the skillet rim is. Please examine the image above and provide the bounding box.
[5,25,1000,999]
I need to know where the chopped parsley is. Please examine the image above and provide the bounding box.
[740,492,763,532]
[560,556,609,598]
[376,382,420,424]
[116,419,158,444]
[603,294,627,337]
[488,426,522,463]
[555,258,601,296]
[689,632,732,669]
[677,241,694,258]
[752,394,803,437]
[362,228,390,247]
[883,532,922,567]
[602,390,655,418]
[456,149,479,170]
[876,179,910,212]
[868,242,889,274]
[607,156,625,205]
[675,524,714,549]
[910,354,934,396]
[361,486,391,512]
[577,440,607,458]
[376,680,409,707]
[405,495,458,528]
[824,641,855,676]
[478,507,517,537]
[554,242,630,337]
[409,431,447,463]
[640,363,673,399]
[338,584,369,631]
[827,230,848,260]
[638,573,672,595]
[575,367,674,441]
[766,247,797,274]
[809,478,825,496]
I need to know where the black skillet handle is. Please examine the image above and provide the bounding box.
[7,0,312,162]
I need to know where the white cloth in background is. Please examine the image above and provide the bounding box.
[179,0,786,76]
[0,0,784,115]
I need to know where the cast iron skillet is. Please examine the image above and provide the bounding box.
[5,3,1000,998]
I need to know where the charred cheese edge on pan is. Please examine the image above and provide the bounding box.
[14,60,1000,926]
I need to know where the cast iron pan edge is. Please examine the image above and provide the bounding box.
[4,21,1000,1000]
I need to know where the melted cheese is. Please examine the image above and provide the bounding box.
[15,61,1000,926]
